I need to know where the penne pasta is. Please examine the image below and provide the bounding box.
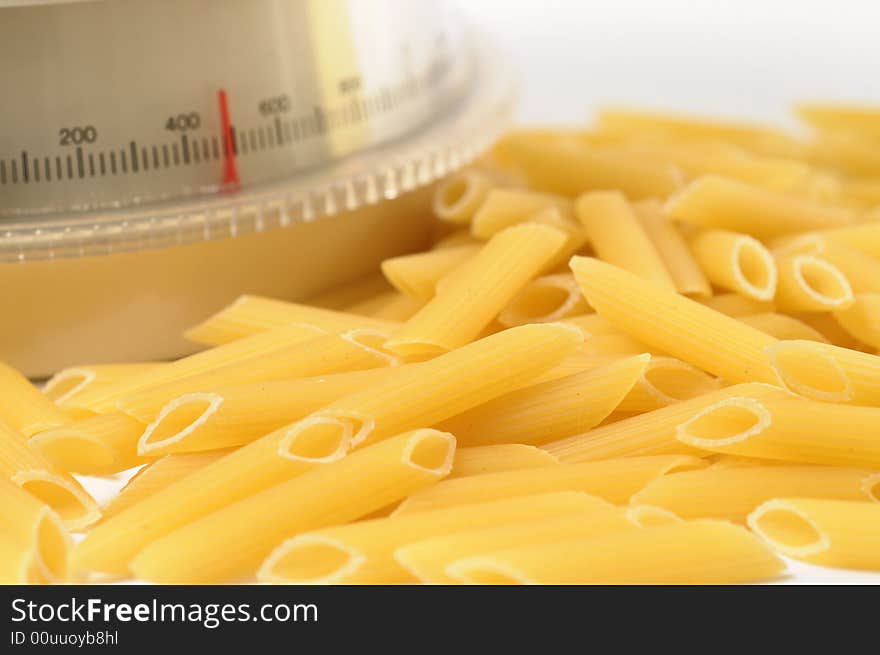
[772,233,880,295]
[449,445,559,479]
[821,222,880,260]
[739,313,829,343]
[470,188,575,238]
[183,295,399,346]
[432,170,494,223]
[575,191,675,288]
[392,455,704,515]
[749,497,880,570]
[385,223,567,357]
[0,532,45,584]
[29,412,148,475]
[435,355,650,446]
[833,293,880,350]
[796,103,880,138]
[0,419,100,531]
[615,356,722,412]
[130,429,456,584]
[561,313,617,337]
[579,334,653,356]
[543,382,782,463]
[43,364,160,420]
[570,256,780,383]
[675,386,880,467]
[445,520,784,584]
[773,254,853,312]
[805,130,880,177]
[791,312,870,351]
[117,330,393,423]
[767,340,880,405]
[286,322,583,451]
[634,200,712,296]
[0,362,70,437]
[689,229,777,301]
[631,465,878,523]
[497,273,588,327]
[344,291,423,322]
[700,292,775,317]
[665,175,853,239]
[258,492,609,584]
[381,244,480,301]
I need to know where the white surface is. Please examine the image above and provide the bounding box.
[76,0,880,585]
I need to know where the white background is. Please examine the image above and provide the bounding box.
[459,0,880,585]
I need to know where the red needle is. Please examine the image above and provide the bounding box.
[218,89,240,187]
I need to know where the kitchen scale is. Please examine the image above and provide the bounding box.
[0,0,515,376]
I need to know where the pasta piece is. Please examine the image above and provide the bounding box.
[805,130,880,177]
[665,175,853,239]
[138,367,400,456]
[381,245,480,301]
[101,450,232,520]
[543,382,782,463]
[392,455,704,515]
[449,445,559,479]
[470,188,574,238]
[29,412,148,475]
[0,419,100,531]
[700,293,775,317]
[0,533,45,584]
[615,356,722,412]
[72,414,354,576]
[821,222,880,259]
[436,355,649,446]
[631,465,878,523]
[773,254,853,312]
[796,103,880,138]
[183,295,398,346]
[497,133,683,200]
[836,178,880,209]
[397,506,677,584]
[675,386,880,467]
[634,200,711,296]
[130,429,456,584]
[445,520,784,584]
[748,497,880,569]
[772,233,880,295]
[570,256,780,383]
[0,362,70,437]
[43,364,160,420]
[0,477,71,583]
[345,291,423,321]
[285,323,583,450]
[579,334,653,356]
[575,191,675,289]
[767,340,880,405]
[307,273,392,310]
[432,170,495,223]
[689,229,777,301]
[117,330,393,422]
[498,273,588,327]
[739,313,829,343]
[384,224,567,357]
[791,312,869,351]
[562,313,617,337]
[833,294,880,349]
[259,492,609,584]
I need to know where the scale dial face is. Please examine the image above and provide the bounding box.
[0,0,470,218]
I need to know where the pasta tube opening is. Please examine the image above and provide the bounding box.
[432,171,491,223]
[29,431,115,471]
[675,397,770,448]
[138,393,222,455]
[402,429,456,475]
[498,275,586,326]
[747,500,828,558]
[340,329,400,367]
[257,535,365,585]
[12,471,101,531]
[862,473,880,503]
[639,357,722,406]
[34,509,70,583]
[625,505,682,528]
[733,237,777,301]
[42,368,95,404]
[788,255,853,310]
[766,341,851,402]
[277,416,358,463]
[447,558,533,585]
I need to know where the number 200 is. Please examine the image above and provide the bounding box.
[58,126,98,145]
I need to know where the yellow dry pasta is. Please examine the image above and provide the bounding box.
[497,273,588,327]
[767,340,880,405]
[392,455,704,515]
[675,386,880,467]
[575,191,675,289]
[634,200,711,296]
[30,412,148,475]
[449,445,559,479]
[345,291,423,321]
[631,465,879,523]
[772,233,880,295]
[0,362,70,437]
[791,312,869,351]
[384,223,567,357]
[432,170,495,223]
[748,497,880,569]
[43,364,160,420]
[0,532,45,584]
[258,492,607,584]
[833,293,880,350]
[435,354,649,447]
[739,313,829,343]
[689,229,777,301]
[381,244,480,301]
[183,295,399,346]
[470,188,575,238]
[570,256,780,383]
[700,293,776,317]
[773,254,853,312]
[665,175,854,239]
[130,429,456,584]
[796,103,880,138]
[614,356,722,412]
[821,222,880,259]
[445,520,784,584]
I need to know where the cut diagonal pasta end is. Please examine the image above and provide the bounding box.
[340,328,401,367]
[625,505,683,528]
[30,429,116,473]
[747,499,831,559]
[138,392,223,456]
[788,254,854,310]
[257,534,366,585]
[637,357,723,408]
[12,470,101,531]
[402,429,457,476]
[31,507,71,584]
[42,367,97,404]
[731,236,777,301]
[861,472,880,503]
[276,415,360,462]
[675,397,770,449]
[765,340,853,403]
